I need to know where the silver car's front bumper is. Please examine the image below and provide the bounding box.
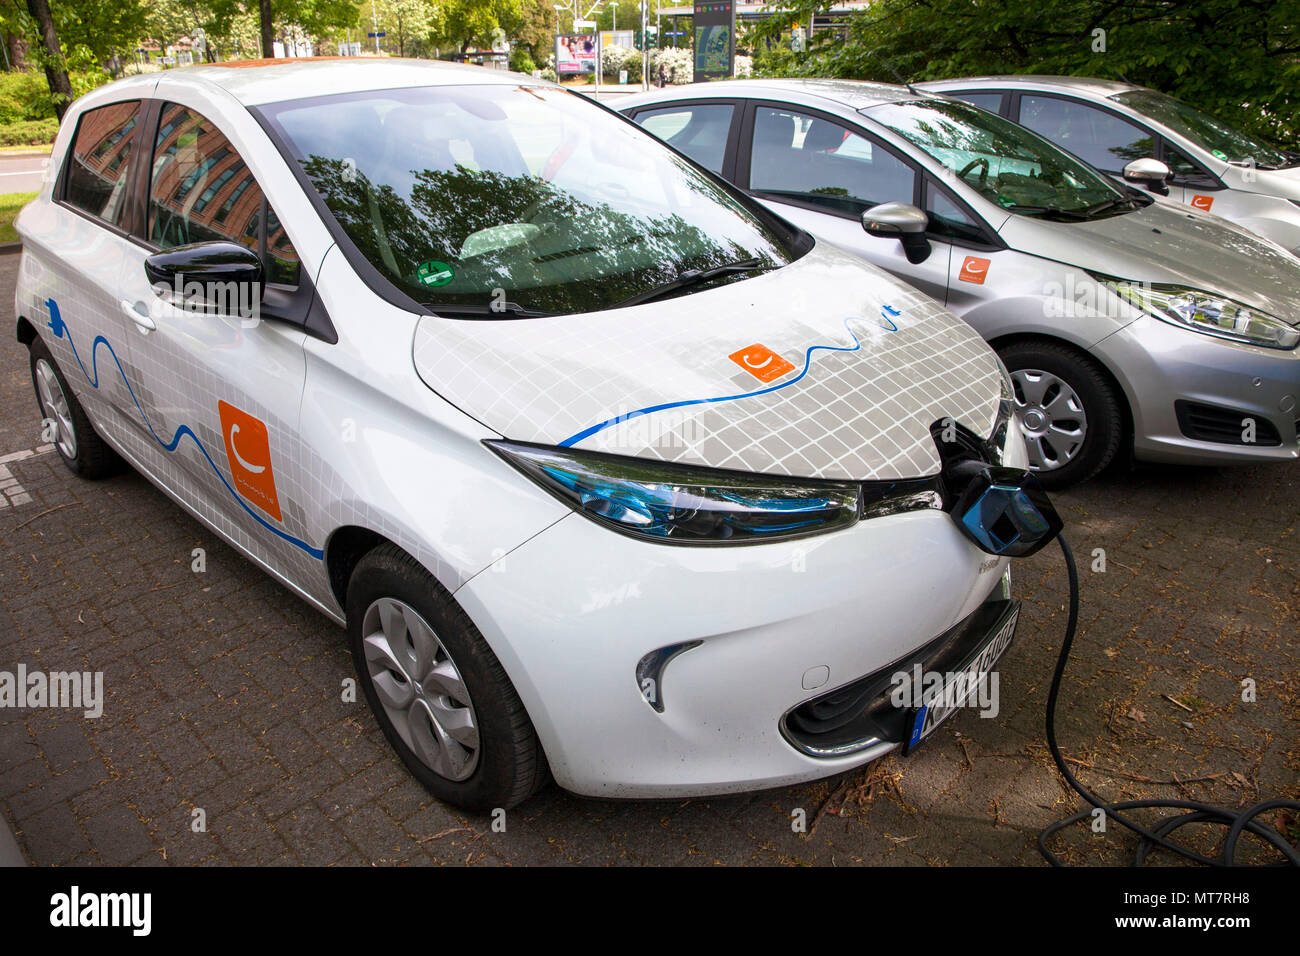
[1094,314,1300,465]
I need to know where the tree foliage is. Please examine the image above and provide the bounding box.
[429,0,522,53]
[751,0,1300,144]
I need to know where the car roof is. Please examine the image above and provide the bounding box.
[154,57,531,107]
[917,75,1142,98]
[619,78,928,112]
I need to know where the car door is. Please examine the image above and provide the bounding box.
[29,99,151,443]
[115,97,319,569]
[737,101,959,304]
[1011,92,1230,211]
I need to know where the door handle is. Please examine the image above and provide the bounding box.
[120,299,156,332]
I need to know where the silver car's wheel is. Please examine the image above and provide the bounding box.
[1011,367,1088,472]
[361,596,480,782]
[34,357,77,460]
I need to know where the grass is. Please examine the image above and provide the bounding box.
[0,190,37,243]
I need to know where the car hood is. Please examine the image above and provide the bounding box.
[412,242,1002,482]
[998,198,1300,325]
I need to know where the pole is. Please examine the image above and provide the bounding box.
[371,0,380,53]
[640,0,648,91]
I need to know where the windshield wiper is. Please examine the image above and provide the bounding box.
[1080,195,1140,218]
[609,258,768,309]
[1003,204,1092,222]
[427,301,558,319]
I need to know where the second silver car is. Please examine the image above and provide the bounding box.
[620,80,1300,487]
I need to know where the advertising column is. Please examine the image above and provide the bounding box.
[693,0,735,81]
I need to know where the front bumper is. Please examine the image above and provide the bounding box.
[1093,314,1300,465]
[453,505,1012,798]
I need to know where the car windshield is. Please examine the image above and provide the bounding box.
[868,98,1129,218]
[259,84,801,316]
[1110,89,1296,170]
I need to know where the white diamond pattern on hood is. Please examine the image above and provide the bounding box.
[412,242,1002,481]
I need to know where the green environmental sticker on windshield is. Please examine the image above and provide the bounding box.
[417,260,455,287]
[1212,149,1228,160]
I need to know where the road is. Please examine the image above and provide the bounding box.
[0,251,1296,865]
[0,155,49,196]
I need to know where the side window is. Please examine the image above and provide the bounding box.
[636,104,735,174]
[748,106,916,216]
[1017,95,1155,173]
[924,183,987,244]
[148,103,300,286]
[950,92,1003,115]
[63,100,141,226]
[1161,142,1217,186]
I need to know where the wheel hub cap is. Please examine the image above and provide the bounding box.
[361,597,480,781]
[1010,368,1087,472]
[35,359,76,460]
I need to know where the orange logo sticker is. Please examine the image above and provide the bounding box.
[729,344,797,383]
[1190,194,1214,211]
[218,400,282,522]
[959,256,991,284]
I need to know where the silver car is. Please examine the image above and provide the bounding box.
[618,80,1300,487]
[917,75,1300,256]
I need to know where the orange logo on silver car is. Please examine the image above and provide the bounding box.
[218,400,282,522]
[729,344,797,383]
[959,256,991,284]
[1191,195,1214,211]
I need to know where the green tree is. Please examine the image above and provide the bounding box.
[430,0,522,53]
[751,0,1300,144]
[373,0,432,56]
[24,0,71,118]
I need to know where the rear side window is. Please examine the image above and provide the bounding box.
[63,100,141,226]
[748,107,916,216]
[1017,95,1154,173]
[148,102,300,286]
[636,104,734,173]
[950,92,1003,114]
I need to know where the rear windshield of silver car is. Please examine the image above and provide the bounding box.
[257,84,806,316]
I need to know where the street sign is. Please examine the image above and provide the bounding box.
[367,31,386,38]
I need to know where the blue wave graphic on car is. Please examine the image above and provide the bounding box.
[558,308,900,448]
[45,298,324,560]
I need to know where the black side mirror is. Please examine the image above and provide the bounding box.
[861,202,932,264]
[144,241,264,316]
[1122,157,1172,196]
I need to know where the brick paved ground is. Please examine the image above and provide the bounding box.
[1,251,1297,866]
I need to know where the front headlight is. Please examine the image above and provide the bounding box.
[1097,276,1299,349]
[488,441,862,543]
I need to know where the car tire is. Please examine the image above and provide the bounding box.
[28,337,123,480]
[346,542,549,811]
[998,340,1123,490]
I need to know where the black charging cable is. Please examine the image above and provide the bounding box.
[1038,534,1300,867]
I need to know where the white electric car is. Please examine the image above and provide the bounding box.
[15,60,1051,809]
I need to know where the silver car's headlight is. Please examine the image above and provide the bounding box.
[1097,277,1299,350]
[488,441,862,543]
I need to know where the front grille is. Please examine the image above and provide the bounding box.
[1175,400,1281,447]
[781,597,1017,757]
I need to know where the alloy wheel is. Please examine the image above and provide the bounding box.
[34,358,77,460]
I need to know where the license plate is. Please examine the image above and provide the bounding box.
[902,604,1019,754]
